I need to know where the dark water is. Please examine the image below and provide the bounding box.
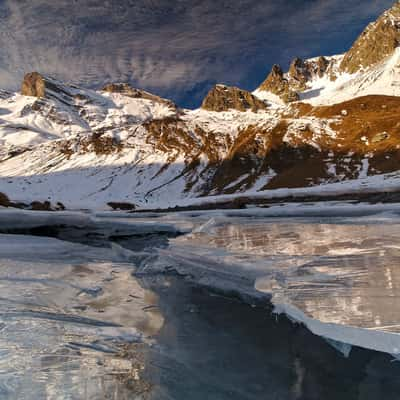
[1,223,400,399]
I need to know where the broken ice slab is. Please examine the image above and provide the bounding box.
[256,243,400,356]
[0,208,183,252]
[0,208,93,229]
[153,218,400,356]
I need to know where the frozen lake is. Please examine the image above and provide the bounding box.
[1,206,400,398]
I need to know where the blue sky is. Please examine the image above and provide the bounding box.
[0,0,395,107]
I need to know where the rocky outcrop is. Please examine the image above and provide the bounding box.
[289,56,330,87]
[102,83,176,109]
[258,56,334,103]
[340,1,400,73]
[21,72,77,106]
[107,201,136,211]
[201,84,268,112]
[315,56,330,78]
[21,72,46,97]
[288,58,310,91]
[258,65,299,103]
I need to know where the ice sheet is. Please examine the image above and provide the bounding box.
[4,208,400,362]
[0,208,183,238]
[141,216,400,356]
[4,209,400,397]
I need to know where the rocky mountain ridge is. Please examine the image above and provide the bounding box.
[201,84,269,112]
[258,56,337,103]
[257,1,400,104]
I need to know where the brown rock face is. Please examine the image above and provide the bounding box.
[340,1,400,73]
[21,72,75,105]
[201,84,268,112]
[259,65,299,103]
[288,57,330,88]
[21,72,46,97]
[102,83,176,109]
[315,56,329,77]
[288,58,310,90]
[258,56,336,102]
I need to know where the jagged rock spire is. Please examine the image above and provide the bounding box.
[21,72,46,97]
[21,72,76,104]
[258,64,299,103]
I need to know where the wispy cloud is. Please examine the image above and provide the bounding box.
[0,0,395,106]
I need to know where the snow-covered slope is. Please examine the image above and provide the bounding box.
[1,73,400,210]
[300,48,400,105]
[0,84,282,209]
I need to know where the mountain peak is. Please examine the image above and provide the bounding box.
[340,1,400,74]
[257,57,334,103]
[258,64,299,103]
[201,84,268,112]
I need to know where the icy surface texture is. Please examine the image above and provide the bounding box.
[2,209,400,398]
[0,234,162,399]
[137,211,400,356]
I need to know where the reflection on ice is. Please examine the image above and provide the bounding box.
[0,234,162,399]
[2,208,400,397]
[155,219,400,355]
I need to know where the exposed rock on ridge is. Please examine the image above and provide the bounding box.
[259,57,334,103]
[102,83,176,109]
[289,57,330,90]
[21,72,46,97]
[256,2,400,103]
[258,65,299,103]
[21,72,80,107]
[340,1,400,73]
[201,84,268,112]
